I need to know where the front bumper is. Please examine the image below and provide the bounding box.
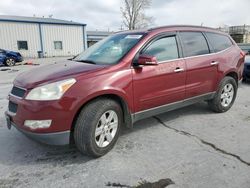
[5,112,70,145]
[7,93,77,133]
[5,88,80,145]
[16,56,23,62]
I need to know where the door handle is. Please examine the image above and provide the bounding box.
[174,68,184,73]
[211,61,219,66]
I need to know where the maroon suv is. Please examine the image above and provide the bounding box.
[5,25,245,157]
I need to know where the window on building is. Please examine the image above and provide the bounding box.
[54,41,63,50]
[17,41,28,50]
[205,32,233,52]
[179,32,210,57]
[87,41,97,48]
[142,36,179,62]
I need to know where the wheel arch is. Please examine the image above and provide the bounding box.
[225,71,238,85]
[216,70,238,92]
[70,93,133,143]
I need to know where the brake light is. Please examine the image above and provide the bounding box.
[240,50,246,57]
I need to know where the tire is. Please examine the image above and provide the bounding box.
[208,76,238,113]
[5,58,16,67]
[74,98,122,157]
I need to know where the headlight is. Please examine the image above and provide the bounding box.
[26,78,76,100]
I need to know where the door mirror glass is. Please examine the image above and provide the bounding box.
[137,54,158,66]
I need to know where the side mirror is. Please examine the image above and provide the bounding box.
[136,54,158,66]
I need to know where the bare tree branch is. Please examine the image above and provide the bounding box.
[120,0,153,30]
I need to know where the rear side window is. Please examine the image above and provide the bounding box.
[179,32,209,57]
[142,36,179,62]
[205,32,233,52]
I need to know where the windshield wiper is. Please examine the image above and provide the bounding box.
[75,59,96,64]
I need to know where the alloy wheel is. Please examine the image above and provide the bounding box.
[95,110,118,148]
[6,58,15,66]
[221,83,234,107]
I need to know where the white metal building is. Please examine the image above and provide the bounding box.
[86,31,113,47]
[0,15,87,58]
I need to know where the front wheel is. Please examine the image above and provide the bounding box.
[74,98,122,157]
[208,76,237,113]
[5,58,16,66]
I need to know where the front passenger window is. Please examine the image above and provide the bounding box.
[142,36,179,62]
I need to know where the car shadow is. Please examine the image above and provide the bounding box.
[0,102,212,167]
[0,129,92,166]
[241,80,250,86]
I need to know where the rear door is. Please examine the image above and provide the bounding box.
[178,31,218,98]
[132,33,186,112]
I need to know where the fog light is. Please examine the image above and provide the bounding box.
[24,120,52,130]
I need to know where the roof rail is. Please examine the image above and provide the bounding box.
[148,25,218,31]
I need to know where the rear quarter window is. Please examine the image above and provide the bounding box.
[179,32,210,57]
[205,32,233,52]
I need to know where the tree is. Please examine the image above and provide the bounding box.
[120,0,153,30]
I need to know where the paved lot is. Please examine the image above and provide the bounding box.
[0,58,250,188]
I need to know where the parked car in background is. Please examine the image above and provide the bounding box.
[243,55,250,82]
[5,25,245,157]
[0,49,23,66]
[238,43,250,55]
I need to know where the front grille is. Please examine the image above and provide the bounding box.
[11,86,26,98]
[8,101,18,113]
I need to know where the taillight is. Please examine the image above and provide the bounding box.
[240,50,246,57]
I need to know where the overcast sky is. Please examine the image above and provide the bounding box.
[0,0,250,31]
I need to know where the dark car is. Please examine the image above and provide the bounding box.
[238,43,250,55]
[0,49,23,66]
[243,56,250,81]
[5,25,245,157]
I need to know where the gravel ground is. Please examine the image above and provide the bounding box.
[0,57,250,188]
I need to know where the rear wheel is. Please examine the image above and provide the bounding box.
[208,76,237,113]
[5,58,16,66]
[74,98,122,157]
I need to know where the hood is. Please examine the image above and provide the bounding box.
[14,60,106,89]
[6,50,15,54]
[6,50,19,56]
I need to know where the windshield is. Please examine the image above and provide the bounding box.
[73,33,144,65]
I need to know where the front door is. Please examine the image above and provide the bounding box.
[132,34,186,114]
